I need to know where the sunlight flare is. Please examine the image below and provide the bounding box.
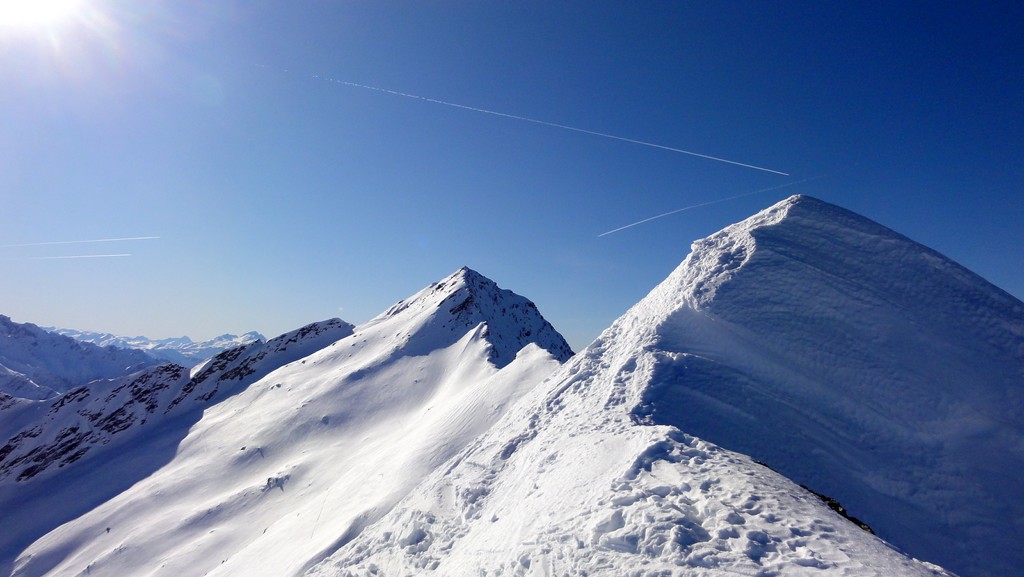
[0,0,83,28]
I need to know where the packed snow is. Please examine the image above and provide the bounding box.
[614,195,1023,577]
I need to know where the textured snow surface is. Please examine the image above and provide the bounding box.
[305,300,951,577]
[44,328,266,365]
[5,269,568,577]
[610,195,1023,577]
[0,316,157,401]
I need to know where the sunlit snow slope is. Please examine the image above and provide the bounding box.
[305,198,967,577]
[0,319,355,575]
[613,194,1023,577]
[8,268,571,577]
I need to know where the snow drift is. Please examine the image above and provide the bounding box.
[616,194,1023,577]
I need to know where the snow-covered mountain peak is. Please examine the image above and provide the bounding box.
[299,202,973,577]
[591,194,1024,577]
[2,276,569,577]
[365,267,572,367]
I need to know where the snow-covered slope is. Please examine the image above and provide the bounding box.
[0,318,354,485]
[7,198,1016,577]
[0,318,355,575]
[6,268,571,577]
[44,328,266,365]
[317,195,1015,577]
[0,316,157,401]
[605,194,1022,577]
[302,204,967,577]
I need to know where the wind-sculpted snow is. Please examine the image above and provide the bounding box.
[4,211,1009,577]
[6,269,569,577]
[0,316,158,401]
[623,195,1023,577]
[305,314,952,577]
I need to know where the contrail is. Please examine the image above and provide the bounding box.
[598,175,826,237]
[316,75,789,176]
[3,254,132,260]
[0,236,159,249]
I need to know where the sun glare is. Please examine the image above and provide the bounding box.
[0,0,83,28]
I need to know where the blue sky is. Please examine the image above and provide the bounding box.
[2,1,1022,351]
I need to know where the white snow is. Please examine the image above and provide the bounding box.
[5,269,569,577]
[607,195,1023,577]
[4,195,1017,577]
[305,301,952,577]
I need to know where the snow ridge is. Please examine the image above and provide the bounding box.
[0,364,191,483]
[0,318,354,486]
[304,268,953,577]
[621,194,1023,577]
[0,319,355,575]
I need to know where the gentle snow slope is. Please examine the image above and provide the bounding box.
[10,268,570,577]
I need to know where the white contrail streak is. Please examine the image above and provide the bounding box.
[4,254,133,260]
[320,77,789,176]
[598,175,826,237]
[0,236,159,249]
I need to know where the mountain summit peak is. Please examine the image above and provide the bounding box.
[369,267,573,366]
[597,194,1024,577]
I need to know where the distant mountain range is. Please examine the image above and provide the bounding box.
[1,196,1021,577]
[0,316,157,401]
[43,328,266,365]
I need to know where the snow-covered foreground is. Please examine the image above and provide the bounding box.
[308,339,953,577]
[615,195,1024,577]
